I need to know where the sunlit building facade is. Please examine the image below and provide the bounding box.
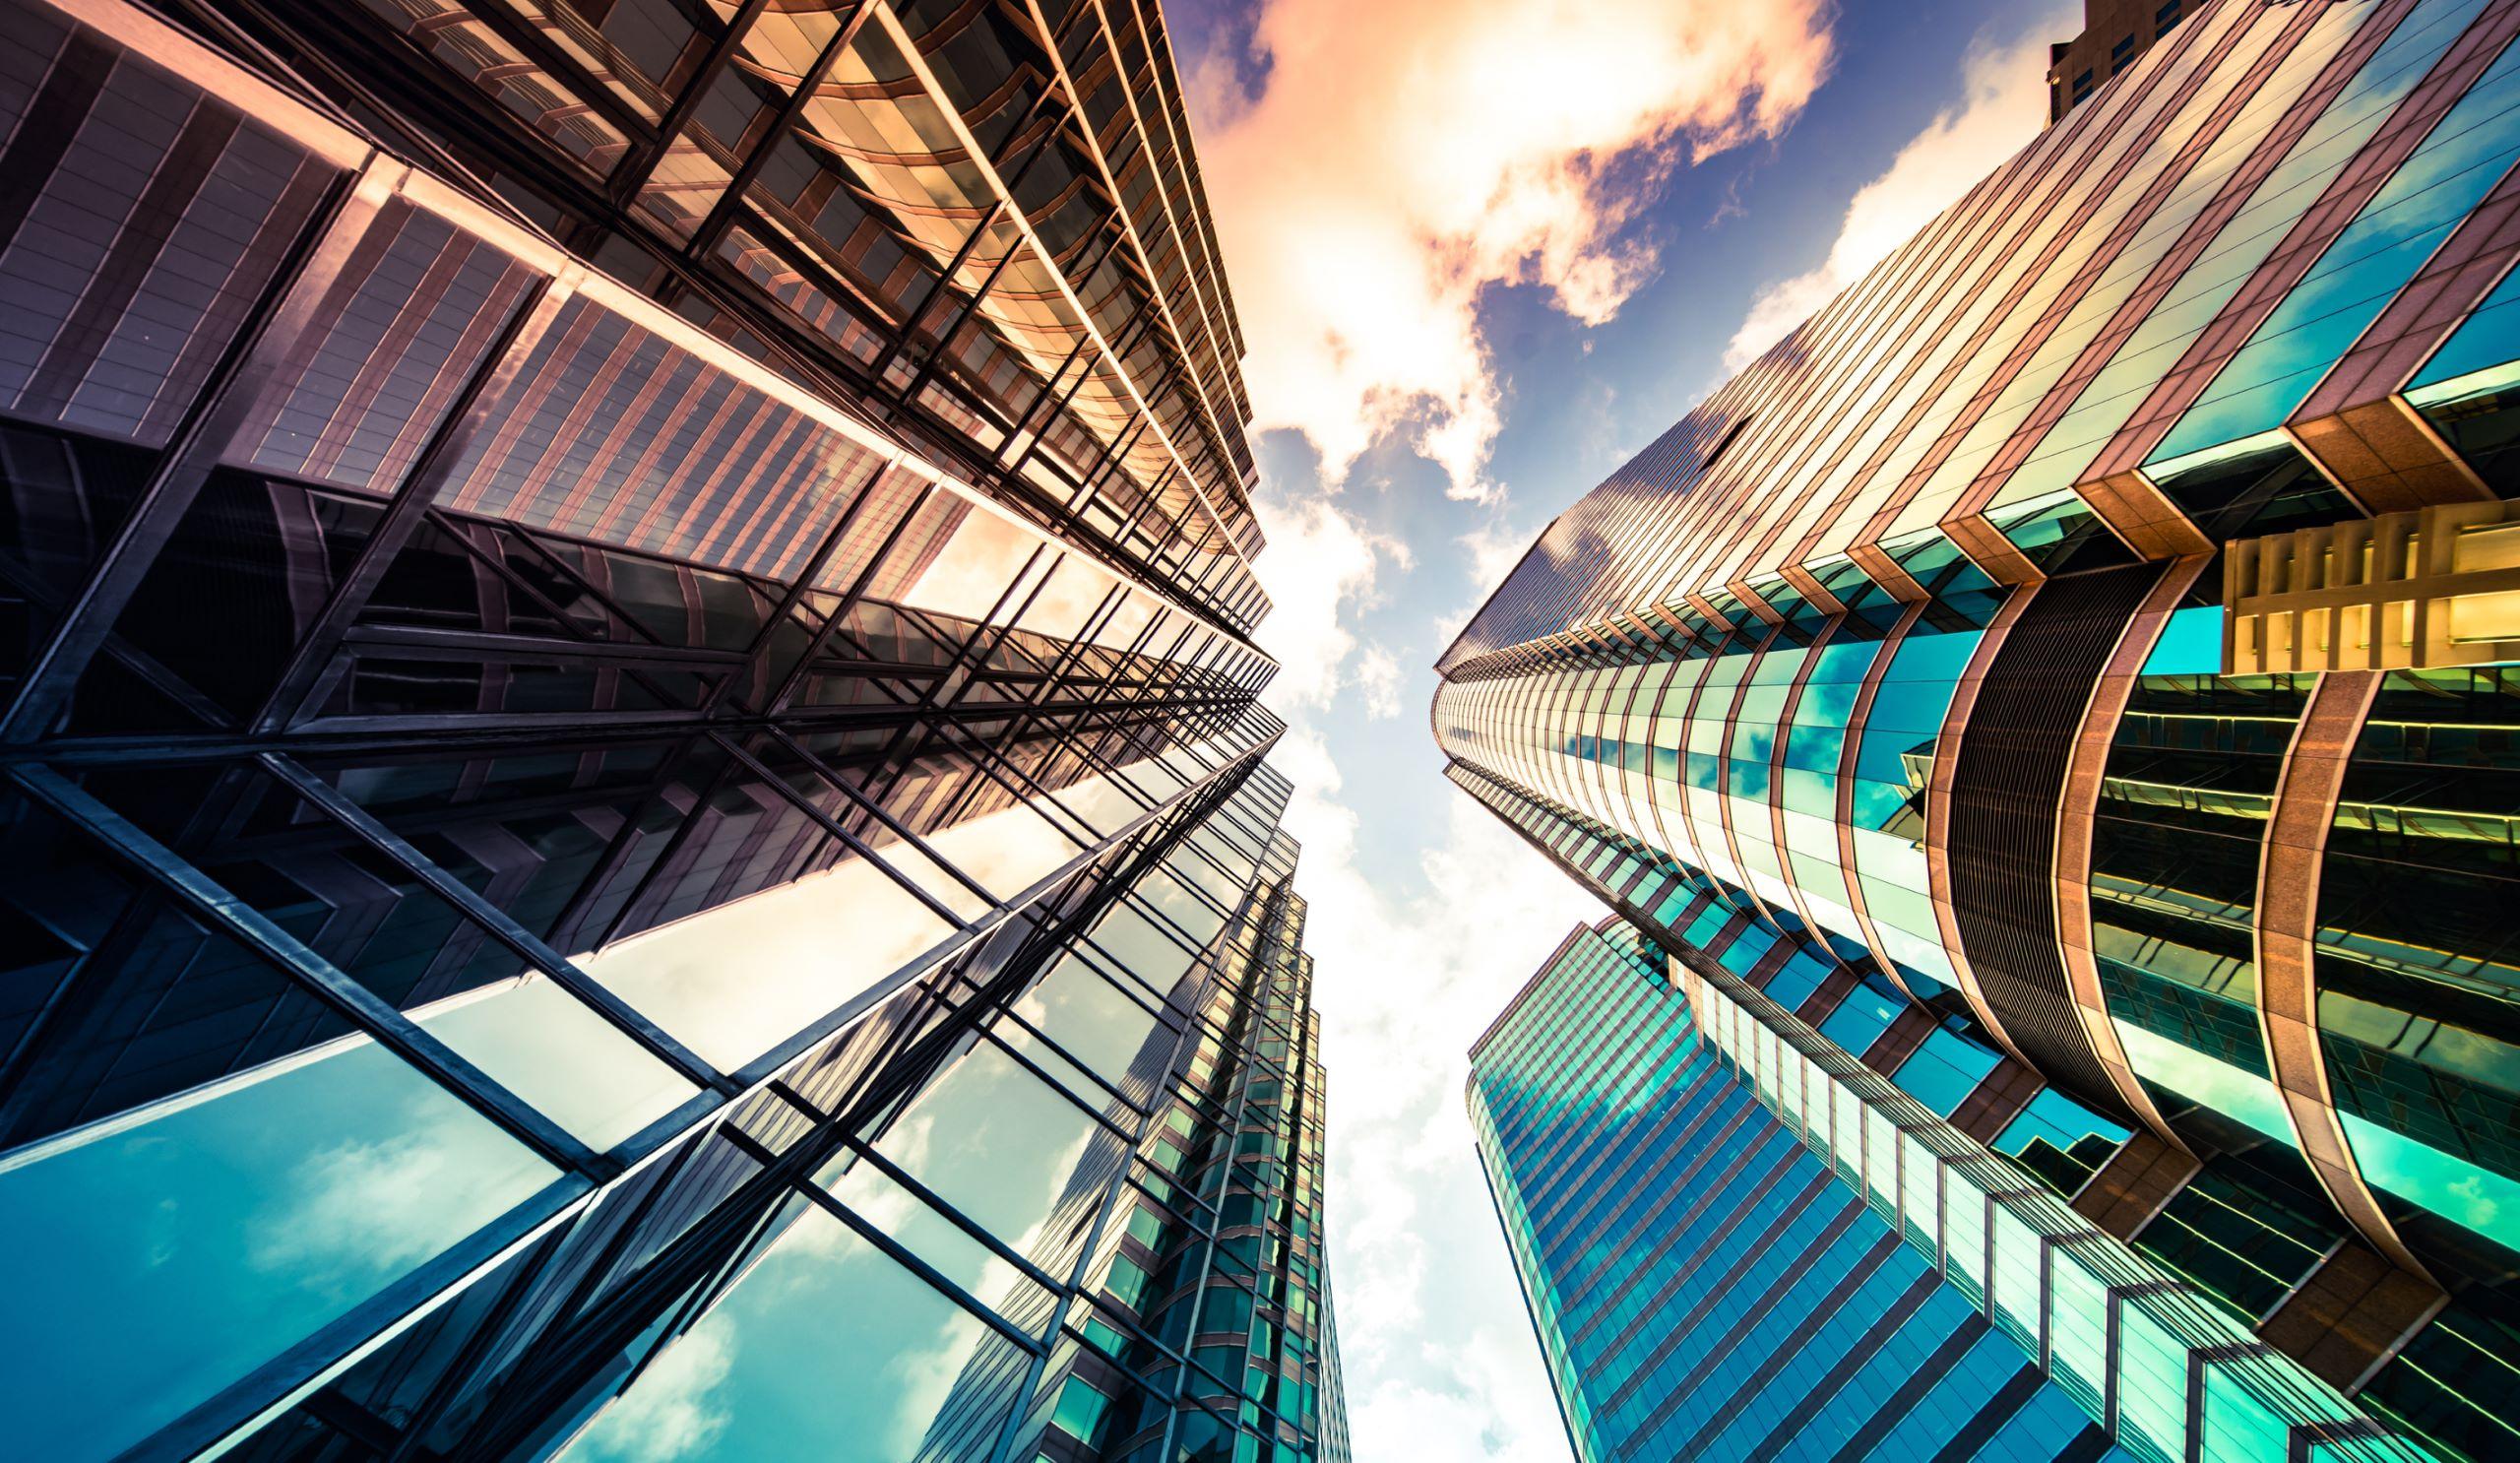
[1440,1,2520,1458]
[0,0,1347,1457]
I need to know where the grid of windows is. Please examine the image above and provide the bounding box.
[0,0,1346,1459]
[157,0,1272,633]
[1470,920,2132,1463]
[1435,3,2520,1453]
[1683,956,2433,1463]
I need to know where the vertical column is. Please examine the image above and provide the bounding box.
[2052,557,2209,1151]
[2252,669,2434,1280]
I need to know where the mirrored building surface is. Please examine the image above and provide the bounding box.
[0,0,1346,1457]
[1440,1,2520,1459]
[1473,919,2141,1463]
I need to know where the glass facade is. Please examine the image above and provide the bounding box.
[0,0,1346,1458]
[1461,787,2435,1462]
[1682,954,2425,1463]
[1472,920,2139,1463]
[1438,3,2520,1458]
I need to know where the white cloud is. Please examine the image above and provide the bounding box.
[1252,489,1412,715]
[1457,517,1542,611]
[1723,8,2067,371]
[247,1089,546,1297]
[567,1324,737,1463]
[1196,0,1834,501]
[1354,645,1403,719]
[252,1130,456,1283]
[816,1113,937,1241]
[1268,721,1605,1459]
[1435,511,1562,648]
[1354,1328,1575,1463]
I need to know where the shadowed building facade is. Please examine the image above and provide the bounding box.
[0,0,1347,1458]
[1473,919,2142,1463]
[2049,0,2191,124]
[1440,1,2520,1459]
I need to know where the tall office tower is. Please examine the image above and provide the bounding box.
[1439,1,2520,1458]
[1473,918,2140,1463]
[0,0,1349,1459]
[2048,0,2191,123]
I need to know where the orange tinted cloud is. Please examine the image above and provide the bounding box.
[1190,0,1835,502]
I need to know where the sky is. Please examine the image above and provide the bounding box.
[1160,0,2080,1457]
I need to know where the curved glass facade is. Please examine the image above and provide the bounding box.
[2088,609,2309,1140]
[1438,1,2520,1456]
[2314,668,2520,1254]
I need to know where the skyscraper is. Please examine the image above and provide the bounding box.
[2048,0,2190,123]
[0,0,1346,1458]
[1440,1,2520,1458]
[1473,918,2140,1463]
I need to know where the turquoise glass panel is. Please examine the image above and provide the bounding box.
[0,1041,563,1459]
[2139,605,2223,676]
[564,1196,1027,1462]
[2150,38,2520,464]
[2411,249,2520,388]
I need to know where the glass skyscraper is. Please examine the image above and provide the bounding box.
[1441,1,2520,1459]
[0,0,1346,1458]
[1473,919,2131,1463]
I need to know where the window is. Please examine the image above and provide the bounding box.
[1050,1380,1111,1443]
[2157,0,2182,33]
[2111,34,2136,71]
[2072,67,2096,101]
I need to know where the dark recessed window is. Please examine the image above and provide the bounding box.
[2073,68,2096,100]
[2157,0,2182,33]
[2111,34,2136,69]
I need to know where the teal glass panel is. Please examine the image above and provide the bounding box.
[1900,1131,1939,1252]
[1892,1028,2001,1116]
[564,1195,1029,1462]
[2339,1111,2520,1253]
[1987,1199,2047,1353]
[1989,490,2135,575]
[1945,1176,1988,1306]
[2114,1298,2190,1463]
[1863,1106,1901,1215]
[2130,1163,2333,1322]
[1001,948,1171,1098]
[1819,980,1902,1055]
[1997,1088,2131,1197]
[1848,619,1985,981]
[2150,38,2520,465]
[2361,1290,2520,1463]
[2197,1355,2291,1463]
[2090,659,2308,1105]
[2411,258,2520,390]
[1762,949,1832,1011]
[2140,605,2223,676]
[1050,1377,1111,1443]
[0,1039,563,1459]
[2314,666,2520,1254]
[1833,1080,1865,1188]
[2047,1244,2110,1417]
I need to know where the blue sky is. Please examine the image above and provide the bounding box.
[1164,0,2075,1455]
